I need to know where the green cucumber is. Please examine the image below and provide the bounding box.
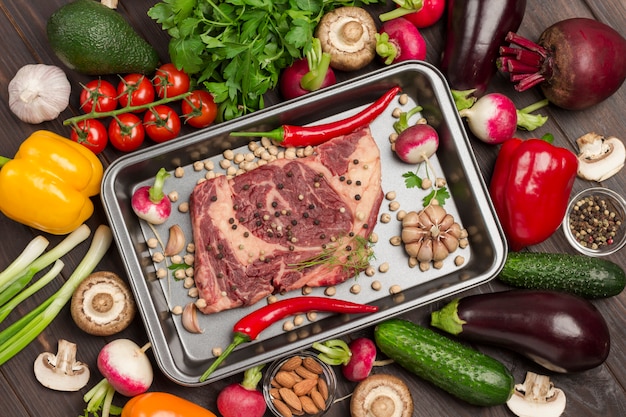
[498,252,625,298]
[374,318,514,407]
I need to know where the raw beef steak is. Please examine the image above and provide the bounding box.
[189,126,383,314]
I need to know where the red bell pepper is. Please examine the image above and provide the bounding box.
[489,136,578,251]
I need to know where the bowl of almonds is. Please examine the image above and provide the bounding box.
[263,350,337,417]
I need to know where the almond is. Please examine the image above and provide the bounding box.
[317,377,329,401]
[299,395,320,415]
[279,387,303,412]
[302,357,324,375]
[272,398,293,417]
[310,389,327,410]
[274,370,298,388]
[295,365,319,380]
[292,378,317,397]
[280,355,303,372]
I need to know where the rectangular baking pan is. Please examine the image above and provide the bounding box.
[101,61,507,386]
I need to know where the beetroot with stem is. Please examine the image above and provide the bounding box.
[500,18,626,110]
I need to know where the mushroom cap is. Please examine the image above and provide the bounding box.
[71,271,136,336]
[316,7,377,71]
[350,373,413,417]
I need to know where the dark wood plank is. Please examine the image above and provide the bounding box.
[0,0,624,416]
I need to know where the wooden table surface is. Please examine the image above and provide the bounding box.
[1,1,624,416]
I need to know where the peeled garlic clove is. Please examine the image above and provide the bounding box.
[164,224,185,256]
[182,302,203,334]
[8,64,71,124]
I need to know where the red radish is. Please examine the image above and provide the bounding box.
[458,93,548,144]
[83,339,153,417]
[380,0,446,28]
[313,337,383,382]
[376,18,427,65]
[217,365,266,417]
[459,93,517,144]
[279,38,336,100]
[391,105,439,163]
[131,167,171,224]
[500,18,626,110]
[395,124,439,163]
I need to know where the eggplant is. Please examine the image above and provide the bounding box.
[430,290,610,373]
[440,0,526,96]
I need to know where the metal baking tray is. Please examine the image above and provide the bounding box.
[101,61,507,386]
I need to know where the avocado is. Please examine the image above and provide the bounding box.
[46,0,159,75]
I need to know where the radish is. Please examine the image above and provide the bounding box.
[458,93,548,144]
[313,337,388,382]
[279,38,336,100]
[376,18,427,65]
[500,18,626,110]
[131,167,171,224]
[391,105,439,163]
[217,365,266,417]
[379,0,446,29]
[83,339,153,417]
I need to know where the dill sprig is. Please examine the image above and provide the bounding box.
[290,235,375,273]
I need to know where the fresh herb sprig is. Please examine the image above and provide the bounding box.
[403,170,450,206]
[148,0,385,121]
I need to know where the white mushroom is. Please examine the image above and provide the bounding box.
[576,132,625,181]
[316,7,378,71]
[506,371,566,417]
[70,271,136,336]
[33,339,90,392]
[350,374,413,417]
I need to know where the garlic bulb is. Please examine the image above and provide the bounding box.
[8,64,71,124]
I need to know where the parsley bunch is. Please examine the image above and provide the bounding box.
[149,0,384,121]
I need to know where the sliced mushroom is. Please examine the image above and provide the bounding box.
[576,132,625,181]
[506,371,566,417]
[70,271,136,336]
[316,7,377,71]
[33,339,90,391]
[350,373,413,417]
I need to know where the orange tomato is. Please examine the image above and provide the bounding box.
[121,392,218,417]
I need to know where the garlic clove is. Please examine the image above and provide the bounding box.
[182,302,203,334]
[164,224,186,256]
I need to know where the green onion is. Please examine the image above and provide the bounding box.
[0,224,91,307]
[0,235,49,292]
[0,225,112,365]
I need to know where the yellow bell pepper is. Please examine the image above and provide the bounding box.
[0,130,103,234]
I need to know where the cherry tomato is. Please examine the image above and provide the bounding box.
[153,63,191,99]
[181,90,218,128]
[108,113,145,152]
[117,73,155,112]
[143,104,182,143]
[70,119,108,154]
[79,79,118,113]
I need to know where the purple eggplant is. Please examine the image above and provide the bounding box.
[440,0,526,96]
[430,290,610,373]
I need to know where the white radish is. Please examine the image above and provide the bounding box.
[459,93,517,144]
[132,168,172,224]
[82,339,153,417]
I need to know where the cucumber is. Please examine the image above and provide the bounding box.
[498,252,625,298]
[374,318,514,407]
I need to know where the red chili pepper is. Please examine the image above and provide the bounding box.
[489,135,578,251]
[230,86,402,147]
[199,296,378,381]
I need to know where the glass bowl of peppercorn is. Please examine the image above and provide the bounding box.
[563,187,626,256]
